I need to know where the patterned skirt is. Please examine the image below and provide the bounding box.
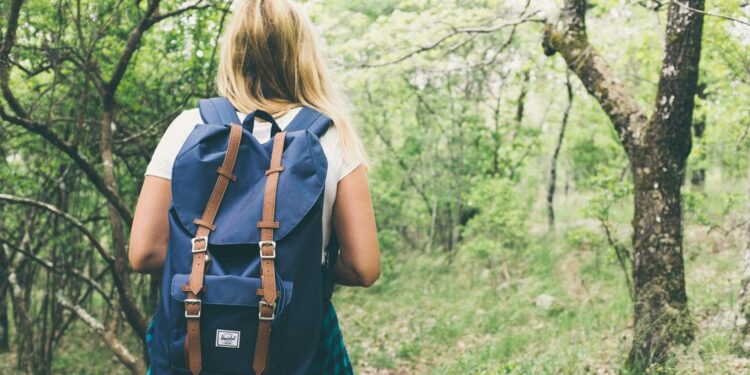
[145,299,353,374]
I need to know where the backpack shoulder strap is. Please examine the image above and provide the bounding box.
[284,107,333,137]
[198,97,241,125]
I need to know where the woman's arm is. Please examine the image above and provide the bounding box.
[130,166,381,283]
[331,166,381,287]
[128,176,172,273]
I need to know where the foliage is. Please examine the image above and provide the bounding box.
[1,0,750,373]
[461,177,532,264]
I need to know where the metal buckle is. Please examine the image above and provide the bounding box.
[258,300,275,321]
[184,298,202,319]
[258,240,276,259]
[191,236,209,254]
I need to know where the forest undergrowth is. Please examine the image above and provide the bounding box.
[0,177,745,375]
[332,178,750,374]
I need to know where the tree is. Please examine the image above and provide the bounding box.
[547,72,573,231]
[0,0,225,372]
[542,0,704,370]
[736,148,750,353]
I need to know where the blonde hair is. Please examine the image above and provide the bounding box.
[217,0,368,166]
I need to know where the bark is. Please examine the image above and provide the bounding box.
[629,1,703,367]
[543,0,704,370]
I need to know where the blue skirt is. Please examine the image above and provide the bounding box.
[146,299,353,374]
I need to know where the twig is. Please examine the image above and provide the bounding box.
[735,113,750,151]
[150,0,211,23]
[671,0,750,27]
[601,219,635,301]
[355,12,543,68]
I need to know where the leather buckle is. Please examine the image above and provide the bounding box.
[258,241,276,259]
[258,300,275,321]
[191,236,209,253]
[184,298,202,319]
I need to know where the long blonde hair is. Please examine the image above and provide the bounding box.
[217,0,367,165]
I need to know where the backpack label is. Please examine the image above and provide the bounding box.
[215,329,240,348]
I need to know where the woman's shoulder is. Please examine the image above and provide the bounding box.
[144,108,203,179]
[159,108,204,142]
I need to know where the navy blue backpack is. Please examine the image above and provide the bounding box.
[147,97,346,375]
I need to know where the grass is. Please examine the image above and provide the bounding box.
[334,234,634,374]
[2,178,750,374]
[332,180,750,374]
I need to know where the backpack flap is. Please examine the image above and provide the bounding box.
[198,97,241,125]
[170,274,293,315]
[168,273,293,373]
[171,124,327,245]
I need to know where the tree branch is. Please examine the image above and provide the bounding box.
[0,109,134,223]
[56,293,145,375]
[542,0,647,153]
[0,235,110,303]
[0,194,146,338]
[105,0,219,98]
[670,0,750,27]
[0,0,133,224]
[104,0,161,100]
[0,0,30,119]
[0,194,113,265]
[648,0,705,161]
[357,11,543,68]
[150,0,212,24]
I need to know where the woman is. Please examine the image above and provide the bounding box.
[129,0,380,373]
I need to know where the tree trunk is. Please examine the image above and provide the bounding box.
[690,116,706,187]
[547,73,573,231]
[735,149,750,352]
[629,145,693,367]
[630,0,703,365]
[0,273,8,352]
[542,0,704,369]
[100,104,147,341]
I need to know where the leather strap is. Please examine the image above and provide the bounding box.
[253,131,286,375]
[184,124,243,375]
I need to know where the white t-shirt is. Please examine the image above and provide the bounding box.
[145,107,360,264]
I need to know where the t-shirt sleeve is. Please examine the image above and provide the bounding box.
[144,109,201,180]
[338,151,362,181]
[320,126,365,182]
